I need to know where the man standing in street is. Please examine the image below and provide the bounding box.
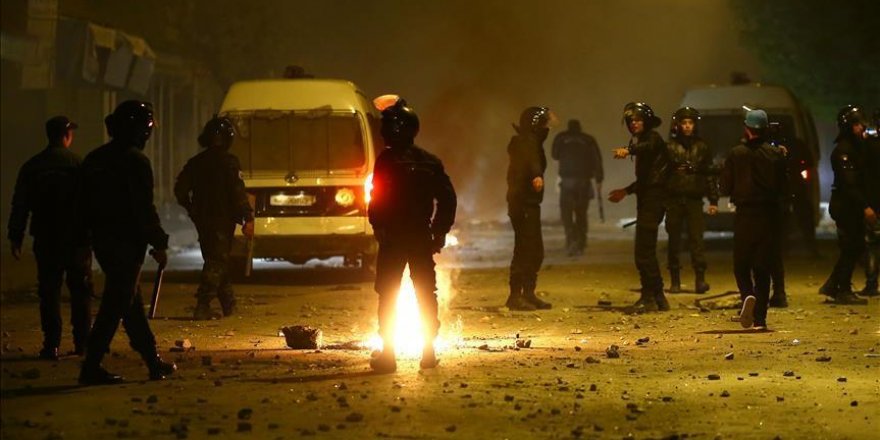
[720,109,788,329]
[175,116,254,320]
[609,102,670,312]
[552,119,603,256]
[505,106,555,311]
[368,96,457,373]
[78,100,177,385]
[8,116,93,360]
[819,105,875,305]
[664,107,718,294]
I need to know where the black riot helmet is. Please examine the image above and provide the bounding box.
[670,106,700,139]
[622,102,661,131]
[198,116,235,149]
[105,100,155,149]
[837,104,866,130]
[515,106,554,141]
[380,97,419,148]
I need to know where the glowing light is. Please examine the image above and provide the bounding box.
[335,188,356,207]
[800,169,808,180]
[445,234,459,247]
[366,266,462,359]
[364,173,373,205]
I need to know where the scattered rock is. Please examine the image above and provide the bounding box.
[635,337,650,345]
[783,371,795,377]
[837,377,847,383]
[851,401,858,407]
[589,384,597,392]
[345,412,364,423]
[504,395,515,402]
[815,355,832,362]
[515,339,532,349]
[707,374,721,380]
[720,390,730,398]
[237,408,253,420]
[776,396,784,402]
[605,345,620,359]
[574,346,582,352]
[206,427,222,436]
[317,424,331,432]
[724,353,734,361]
[281,326,322,349]
[585,356,600,364]
[445,425,457,432]
[236,422,252,432]
[146,395,159,404]
[171,339,195,353]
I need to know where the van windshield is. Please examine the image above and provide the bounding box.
[699,113,796,160]
[227,109,366,174]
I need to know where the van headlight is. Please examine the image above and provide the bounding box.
[335,188,356,207]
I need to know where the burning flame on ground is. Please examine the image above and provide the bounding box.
[365,264,462,359]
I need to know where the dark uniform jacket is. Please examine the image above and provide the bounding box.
[81,140,169,251]
[829,136,870,215]
[551,130,603,182]
[720,138,787,206]
[174,148,253,229]
[666,136,719,204]
[8,145,85,246]
[624,130,669,195]
[368,145,456,237]
[506,132,547,207]
[865,137,880,211]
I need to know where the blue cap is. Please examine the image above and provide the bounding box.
[744,109,768,129]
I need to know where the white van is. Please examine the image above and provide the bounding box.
[220,79,381,269]
[680,83,821,231]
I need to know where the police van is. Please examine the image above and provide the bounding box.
[679,83,821,231]
[220,79,381,270]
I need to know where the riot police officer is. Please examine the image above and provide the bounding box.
[720,109,788,329]
[78,100,176,385]
[609,102,670,312]
[819,105,874,305]
[175,116,254,320]
[551,119,603,256]
[664,107,718,294]
[8,116,93,360]
[368,96,456,373]
[860,109,880,297]
[505,107,554,311]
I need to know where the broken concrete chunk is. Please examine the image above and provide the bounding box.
[281,326,322,349]
[605,345,620,358]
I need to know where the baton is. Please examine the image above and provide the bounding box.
[148,258,166,319]
[597,183,605,223]
[244,193,256,277]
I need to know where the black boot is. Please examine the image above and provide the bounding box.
[193,300,213,321]
[630,292,659,313]
[220,296,237,317]
[78,364,124,386]
[834,289,868,305]
[769,292,789,308]
[668,269,681,293]
[818,276,838,298]
[523,290,552,310]
[506,293,537,311]
[654,291,670,311]
[370,345,397,373]
[694,270,710,294]
[420,344,439,370]
[144,354,177,381]
[860,274,879,297]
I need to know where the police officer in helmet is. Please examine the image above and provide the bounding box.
[175,116,255,320]
[819,105,875,304]
[665,107,718,294]
[78,100,176,385]
[505,106,554,311]
[610,102,671,312]
[860,109,880,297]
[368,96,457,373]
